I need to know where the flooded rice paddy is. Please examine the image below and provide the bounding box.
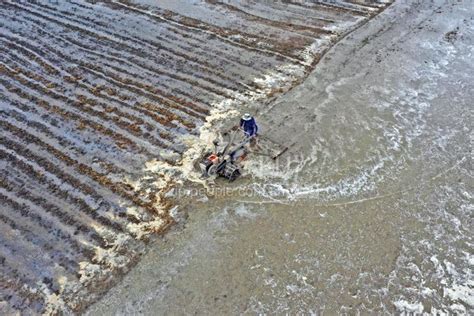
[88,0,473,314]
[0,0,394,313]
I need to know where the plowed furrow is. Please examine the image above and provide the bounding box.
[0,115,174,223]
[67,0,304,63]
[0,162,123,247]
[0,99,138,176]
[0,146,130,236]
[0,78,139,153]
[72,60,209,119]
[0,31,211,119]
[0,178,97,259]
[344,0,384,10]
[0,34,60,78]
[0,60,180,151]
[0,252,44,298]
[0,222,59,293]
[0,73,164,156]
[0,45,195,140]
[0,177,136,266]
[247,1,338,24]
[2,7,260,83]
[9,2,252,74]
[0,195,82,274]
[102,0,309,63]
[62,0,307,72]
[1,55,174,136]
[1,51,162,133]
[3,4,244,98]
[206,0,331,35]
[76,65,208,122]
[0,83,144,165]
[75,53,234,102]
[0,121,140,205]
[281,0,368,16]
[42,24,247,94]
[0,274,45,314]
[0,130,161,223]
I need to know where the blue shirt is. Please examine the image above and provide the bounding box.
[240,118,258,137]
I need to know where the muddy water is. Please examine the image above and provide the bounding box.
[88,1,473,314]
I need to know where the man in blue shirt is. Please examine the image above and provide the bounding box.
[239,113,258,138]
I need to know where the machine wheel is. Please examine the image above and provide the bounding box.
[228,169,241,182]
[207,164,218,176]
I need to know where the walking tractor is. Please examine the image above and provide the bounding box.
[197,114,287,182]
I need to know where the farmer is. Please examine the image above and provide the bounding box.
[239,113,258,138]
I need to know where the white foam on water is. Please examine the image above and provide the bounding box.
[393,300,424,314]
[244,145,319,183]
[300,37,332,65]
[254,63,305,94]
[444,281,474,308]
[244,152,391,203]
[324,19,364,34]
